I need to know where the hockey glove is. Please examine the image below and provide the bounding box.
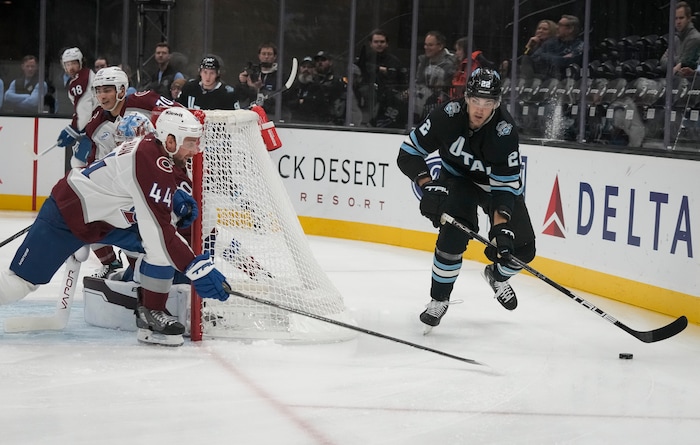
[487,223,515,262]
[185,254,229,301]
[72,136,93,164]
[173,189,199,228]
[419,181,449,228]
[57,125,81,148]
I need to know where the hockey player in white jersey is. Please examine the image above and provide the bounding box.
[55,47,98,169]
[0,108,230,346]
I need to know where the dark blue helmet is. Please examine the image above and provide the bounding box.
[466,68,502,99]
[200,56,220,71]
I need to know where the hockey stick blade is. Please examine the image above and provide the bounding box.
[284,57,298,90]
[4,255,81,333]
[0,225,31,249]
[3,315,71,332]
[440,213,688,344]
[221,283,485,366]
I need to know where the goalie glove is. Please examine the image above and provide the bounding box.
[173,189,198,228]
[185,254,229,301]
[487,223,515,261]
[419,181,449,228]
[57,125,81,148]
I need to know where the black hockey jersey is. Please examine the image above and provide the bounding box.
[176,80,255,110]
[397,98,522,217]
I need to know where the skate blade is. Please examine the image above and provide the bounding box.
[422,325,434,335]
[137,328,184,347]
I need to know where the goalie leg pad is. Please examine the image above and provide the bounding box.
[83,277,190,332]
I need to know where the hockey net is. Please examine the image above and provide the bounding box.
[190,109,355,342]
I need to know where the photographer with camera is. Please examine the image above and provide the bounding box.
[238,42,282,115]
[179,55,255,110]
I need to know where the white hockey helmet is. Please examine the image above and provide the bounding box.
[155,108,203,153]
[114,111,156,143]
[93,66,129,96]
[61,47,83,68]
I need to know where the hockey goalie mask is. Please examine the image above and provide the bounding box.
[115,112,156,143]
[155,108,203,156]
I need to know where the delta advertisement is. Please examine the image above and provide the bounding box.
[271,128,698,300]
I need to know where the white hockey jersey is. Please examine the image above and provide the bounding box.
[51,135,195,273]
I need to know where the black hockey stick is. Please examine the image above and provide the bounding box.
[440,213,688,343]
[222,283,485,366]
[0,225,31,249]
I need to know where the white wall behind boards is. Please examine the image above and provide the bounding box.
[0,118,696,311]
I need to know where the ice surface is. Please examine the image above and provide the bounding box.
[1,211,698,444]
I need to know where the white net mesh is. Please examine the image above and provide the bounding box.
[195,110,355,342]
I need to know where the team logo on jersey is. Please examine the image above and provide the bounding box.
[121,207,137,225]
[97,130,112,142]
[156,156,173,173]
[496,120,513,137]
[443,102,461,117]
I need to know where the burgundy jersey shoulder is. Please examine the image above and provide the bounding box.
[67,67,93,103]
[84,107,113,138]
[122,90,183,116]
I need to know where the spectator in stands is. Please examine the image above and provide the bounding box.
[524,20,558,55]
[94,56,109,72]
[3,55,51,114]
[451,36,495,99]
[414,30,457,120]
[288,56,326,123]
[169,78,185,100]
[357,28,407,128]
[314,51,362,126]
[663,2,700,76]
[251,42,280,114]
[527,15,583,79]
[143,42,184,96]
[502,19,557,77]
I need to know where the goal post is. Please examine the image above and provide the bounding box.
[190,109,356,342]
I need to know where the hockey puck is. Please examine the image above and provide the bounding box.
[619,353,633,359]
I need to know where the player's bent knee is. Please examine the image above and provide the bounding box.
[514,241,536,264]
[74,245,91,263]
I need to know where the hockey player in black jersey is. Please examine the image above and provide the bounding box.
[397,68,536,330]
[177,56,256,110]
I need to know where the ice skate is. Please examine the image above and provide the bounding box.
[91,257,124,279]
[135,305,185,346]
[420,298,450,334]
[482,264,518,311]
